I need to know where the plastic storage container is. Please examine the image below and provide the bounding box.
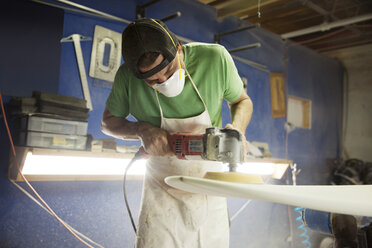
[18,131,87,150]
[21,116,88,135]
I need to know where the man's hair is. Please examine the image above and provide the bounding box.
[138,52,161,69]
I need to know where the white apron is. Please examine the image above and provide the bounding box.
[135,72,230,248]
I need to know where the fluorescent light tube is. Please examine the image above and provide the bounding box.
[22,152,146,176]
[16,150,289,181]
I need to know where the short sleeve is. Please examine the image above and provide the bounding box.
[105,66,130,118]
[220,46,243,102]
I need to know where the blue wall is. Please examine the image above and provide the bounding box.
[0,0,342,247]
[0,0,63,96]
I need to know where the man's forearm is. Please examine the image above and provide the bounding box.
[230,96,253,134]
[101,108,172,155]
[101,117,137,140]
[101,109,150,140]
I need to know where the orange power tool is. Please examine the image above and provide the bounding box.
[168,127,244,172]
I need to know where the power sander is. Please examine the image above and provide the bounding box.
[167,127,263,183]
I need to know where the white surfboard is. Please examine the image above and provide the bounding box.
[165,176,372,216]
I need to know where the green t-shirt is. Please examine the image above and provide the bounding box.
[106,42,243,128]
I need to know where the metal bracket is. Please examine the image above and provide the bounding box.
[136,0,181,22]
[228,43,261,53]
[136,0,160,19]
[160,12,181,22]
[215,24,261,53]
[214,24,259,43]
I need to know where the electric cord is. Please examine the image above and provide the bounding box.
[123,150,143,234]
[284,42,295,248]
[0,92,101,248]
[9,179,104,248]
[341,67,349,159]
[295,207,311,248]
[230,200,252,222]
[333,172,359,185]
[229,177,271,223]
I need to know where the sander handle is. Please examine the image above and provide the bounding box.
[138,133,178,158]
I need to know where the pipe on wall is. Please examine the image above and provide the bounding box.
[281,13,372,39]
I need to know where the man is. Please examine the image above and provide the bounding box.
[101,18,253,248]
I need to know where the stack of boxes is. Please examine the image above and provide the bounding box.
[10,91,90,150]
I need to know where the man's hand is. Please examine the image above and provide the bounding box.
[101,108,173,157]
[227,89,253,161]
[137,122,174,156]
[224,123,249,159]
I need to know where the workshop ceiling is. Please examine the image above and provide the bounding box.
[197,0,372,52]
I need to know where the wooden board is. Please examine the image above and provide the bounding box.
[270,72,286,118]
[165,176,372,217]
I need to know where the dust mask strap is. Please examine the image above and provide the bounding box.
[153,53,185,97]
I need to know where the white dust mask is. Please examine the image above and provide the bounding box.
[153,54,185,97]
